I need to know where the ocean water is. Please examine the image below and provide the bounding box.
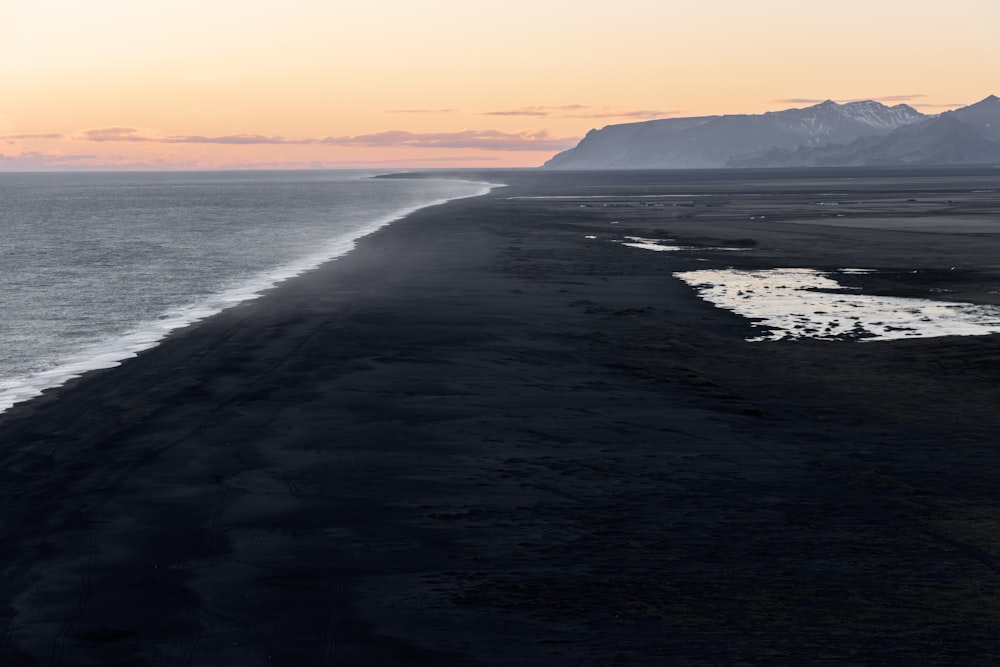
[0,170,491,413]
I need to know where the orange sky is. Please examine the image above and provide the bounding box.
[2,0,998,170]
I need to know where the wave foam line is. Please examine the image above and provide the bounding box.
[0,180,497,416]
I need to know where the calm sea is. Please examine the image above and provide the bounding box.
[0,170,491,413]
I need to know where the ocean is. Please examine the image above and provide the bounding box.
[0,170,491,414]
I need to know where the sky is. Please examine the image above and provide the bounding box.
[1,0,997,171]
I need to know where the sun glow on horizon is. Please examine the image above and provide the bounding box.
[2,0,998,170]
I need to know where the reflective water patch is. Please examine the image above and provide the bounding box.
[619,237,753,253]
[676,268,1000,342]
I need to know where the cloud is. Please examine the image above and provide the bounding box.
[871,94,928,102]
[484,107,554,117]
[485,105,591,117]
[78,126,150,142]
[162,134,308,145]
[910,102,966,109]
[221,155,503,170]
[0,151,99,170]
[582,109,677,120]
[78,127,310,145]
[317,129,576,151]
[484,105,673,120]
[775,94,930,106]
[772,98,828,105]
[0,132,65,140]
[74,126,576,151]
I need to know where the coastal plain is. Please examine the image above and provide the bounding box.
[2,168,1000,665]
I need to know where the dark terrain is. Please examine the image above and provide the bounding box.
[2,167,1000,665]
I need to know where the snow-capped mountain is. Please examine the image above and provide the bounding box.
[729,96,1000,168]
[730,113,1000,168]
[542,97,998,169]
[762,100,923,145]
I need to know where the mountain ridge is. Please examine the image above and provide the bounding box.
[543,96,999,169]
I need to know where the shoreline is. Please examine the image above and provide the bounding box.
[2,168,1000,664]
[0,175,496,416]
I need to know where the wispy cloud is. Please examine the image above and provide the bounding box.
[484,105,674,120]
[78,127,306,145]
[772,98,829,105]
[76,126,575,151]
[774,94,930,106]
[484,107,560,117]
[593,109,678,120]
[1,132,65,140]
[222,155,503,170]
[870,94,928,102]
[910,102,966,109]
[165,134,306,145]
[78,127,150,142]
[317,129,576,151]
[0,151,98,170]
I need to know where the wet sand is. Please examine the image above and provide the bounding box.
[2,167,1000,665]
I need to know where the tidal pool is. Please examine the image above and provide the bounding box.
[675,268,1000,342]
[618,237,752,252]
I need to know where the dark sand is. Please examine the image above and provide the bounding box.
[2,167,1000,665]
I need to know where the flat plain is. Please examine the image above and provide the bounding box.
[2,167,1000,665]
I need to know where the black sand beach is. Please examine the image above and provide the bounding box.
[2,167,1000,665]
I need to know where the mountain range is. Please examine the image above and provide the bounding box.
[542,95,1000,169]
